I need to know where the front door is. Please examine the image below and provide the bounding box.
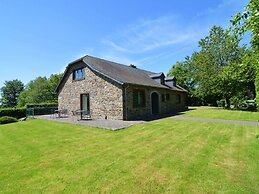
[151,92,159,114]
[80,94,90,113]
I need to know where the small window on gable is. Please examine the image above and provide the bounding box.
[73,68,85,80]
[133,89,145,108]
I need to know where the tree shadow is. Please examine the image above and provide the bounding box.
[132,107,197,121]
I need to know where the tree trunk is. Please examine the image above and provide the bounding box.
[225,97,230,109]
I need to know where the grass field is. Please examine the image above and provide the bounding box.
[182,106,259,122]
[0,118,259,193]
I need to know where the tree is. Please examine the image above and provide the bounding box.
[167,26,254,108]
[168,59,195,90]
[220,61,256,108]
[231,0,259,104]
[191,26,245,107]
[48,74,62,101]
[168,57,199,105]
[231,0,259,50]
[17,74,62,107]
[0,79,24,107]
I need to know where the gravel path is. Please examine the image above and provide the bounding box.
[36,115,145,130]
[172,115,259,126]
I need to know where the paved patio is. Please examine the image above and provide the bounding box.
[36,115,145,130]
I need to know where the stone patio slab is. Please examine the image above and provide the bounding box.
[36,115,145,130]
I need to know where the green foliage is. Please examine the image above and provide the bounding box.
[168,58,195,90]
[168,58,199,105]
[18,74,62,107]
[230,95,245,109]
[0,108,26,119]
[231,0,259,108]
[0,116,18,124]
[231,0,259,50]
[0,79,24,108]
[193,26,246,108]
[217,100,225,107]
[26,103,58,108]
[168,26,252,107]
[219,60,256,108]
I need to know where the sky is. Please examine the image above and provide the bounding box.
[0,0,249,88]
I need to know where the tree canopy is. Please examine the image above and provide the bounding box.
[231,0,259,104]
[168,26,256,107]
[0,79,24,108]
[18,74,62,107]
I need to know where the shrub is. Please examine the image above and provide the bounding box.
[0,116,18,124]
[217,100,225,107]
[0,108,26,119]
[26,103,58,108]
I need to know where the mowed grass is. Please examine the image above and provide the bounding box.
[181,106,259,122]
[0,119,259,193]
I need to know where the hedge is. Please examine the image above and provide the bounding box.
[0,116,18,124]
[0,108,26,119]
[26,103,58,108]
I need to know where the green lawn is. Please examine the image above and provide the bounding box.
[0,119,259,193]
[181,106,259,122]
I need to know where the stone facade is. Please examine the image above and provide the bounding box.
[124,85,186,120]
[58,62,186,121]
[58,62,124,120]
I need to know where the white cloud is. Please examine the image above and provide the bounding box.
[97,0,247,70]
[101,15,199,54]
[196,0,247,18]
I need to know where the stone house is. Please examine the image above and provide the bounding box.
[55,55,187,120]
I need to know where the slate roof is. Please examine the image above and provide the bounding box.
[56,55,187,93]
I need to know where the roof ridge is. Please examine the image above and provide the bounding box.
[84,55,156,74]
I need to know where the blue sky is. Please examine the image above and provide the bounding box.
[0,0,249,88]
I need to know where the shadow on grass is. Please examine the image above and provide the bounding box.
[133,107,196,122]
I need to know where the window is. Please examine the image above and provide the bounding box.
[166,93,170,101]
[161,94,165,102]
[73,68,85,80]
[176,94,181,104]
[133,89,145,108]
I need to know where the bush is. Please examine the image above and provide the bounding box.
[0,108,26,119]
[0,116,18,124]
[217,100,225,107]
[26,103,58,108]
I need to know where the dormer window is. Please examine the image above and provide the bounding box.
[149,73,165,85]
[165,76,177,87]
[73,68,85,80]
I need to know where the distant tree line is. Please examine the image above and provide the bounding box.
[168,0,258,109]
[0,74,62,108]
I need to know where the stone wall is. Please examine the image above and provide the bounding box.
[124,85,186,120]
[58,62,124,120]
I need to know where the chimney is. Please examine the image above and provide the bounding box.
[130,64,136,68]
